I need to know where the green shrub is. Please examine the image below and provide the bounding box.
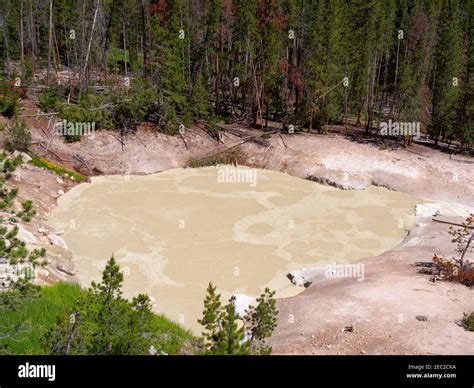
[187,155,233,168]
[17,200,36,222]
[41,258,195,355]
[0,79,20,118]
[0,185,18,210]
[0,95,19,118]
[107,47,130,73]
[111,79,160,130]
[3,122,32,152]
[39,90,62,113]
[111,97,147,131]
[59,102,108,142]
[463,312,474,331]
[3,154,23,172]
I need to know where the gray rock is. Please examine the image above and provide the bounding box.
[416,315,428,322]
[16,225,38,245]
[47,233,68,250]
[287,272,312,288]
[344,325,354,332]
[36,268,50,278]
[37,227,49,235]
[56,259,77,276]
[12,151,32,163]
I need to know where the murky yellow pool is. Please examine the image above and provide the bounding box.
[49,166,419,332]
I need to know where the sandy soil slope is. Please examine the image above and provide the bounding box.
[268,217,474,355]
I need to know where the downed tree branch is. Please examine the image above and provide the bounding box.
[38,142,68,162]
[403,147,428,158]
[217,124,270,147]
[72,153,92,172]
[432,218,474,229]
[194,130,279,163]
[21,111,59,117]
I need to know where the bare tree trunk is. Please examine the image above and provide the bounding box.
[344,85,348,130]
[141,0,147,78]
[1,12,11,77]
[123,18,127,77]
[366,53,378,133]
[20,0,25,78]
[79,0,86,93]
[81,0,100,93]
[391,38,402,116]
[47,0,53,86]
[53,24,61,72]
[459,233,473,268]
[102,0,117,82]
[28,0,37,73]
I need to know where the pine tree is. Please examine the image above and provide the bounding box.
[150,0,189,131]
[198,283,278,355]
[198,282,224,354]
[253,0,284,128]
[216,295,249,355]
[455,0,474,147]
[43,256,164,355]
[244,287,278,355]
[431,0,464,144]
[231,0,258,117]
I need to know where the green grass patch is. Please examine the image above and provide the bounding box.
[150,314,196,355]
[0,282,82,354]
[0,282,195,355]
[29,155,87,183]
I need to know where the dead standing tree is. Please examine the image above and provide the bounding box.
[79,0,100,95]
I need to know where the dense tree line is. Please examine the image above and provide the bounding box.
[0,0,472,146]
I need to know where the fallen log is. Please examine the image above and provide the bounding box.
[194,119,220,142]
[38,142,68,162]
[218,125,270,147]
[193,130,279,164]
[432,217,474,229]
